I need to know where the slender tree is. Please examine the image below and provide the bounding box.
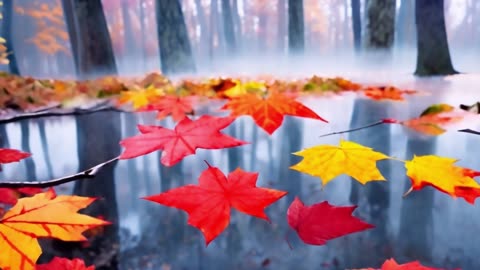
[221,0,236,54]
[396,0,416,48]
[155,0,196,74]
[351,0,361,51]
[2,0,20,74]
[364,0,396,50]
[288,0,304,54]
[415,0,457,76]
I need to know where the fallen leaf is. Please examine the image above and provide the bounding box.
[401,103,464,136]
[117,85,163,110]
[0,148,31,164]
[140,95,195,122]
[221,92,327,134]
[36,257,95,270]
[361,258,446,270]
[290,140,390,186]
[119,115,247,166]
[0,189,109,270]
[287,197,374,245]
[223,80,266,98]
[404,155,480,202]
[144,164,287,244]
[0,187,44,205]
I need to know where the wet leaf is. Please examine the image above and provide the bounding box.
[119,115,247,166]
[287,197,374,245]
[144,165,287,244]
[290,140,390,186]
[0,189,109,270]
[36,257,95,270]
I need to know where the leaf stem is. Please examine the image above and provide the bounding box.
[318,119,398,138]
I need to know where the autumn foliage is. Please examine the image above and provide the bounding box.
[1,68,477,269]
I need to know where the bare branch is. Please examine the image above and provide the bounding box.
[0,156,120,188]
[0,102,129,124]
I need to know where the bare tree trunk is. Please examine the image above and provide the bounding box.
[156,0,196,74]
[232,0,242,52]
[351,0,361,51]
[288,0,304,54]
[221,0,236,54]
[414,0,457,76]
[364,0,396,50]
[396,0,416,48]
[20,121,36,181]
[2,0,20,74]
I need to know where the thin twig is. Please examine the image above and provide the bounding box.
[0,156,120,188]
[459,129,480,136]
[318,120,386,138]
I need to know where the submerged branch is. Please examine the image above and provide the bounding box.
[0,156,120,188]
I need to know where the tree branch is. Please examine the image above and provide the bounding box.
[0,102,128,125]
[0,156,119,188]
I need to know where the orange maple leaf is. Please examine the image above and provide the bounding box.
[404,155,480,203]
[221,92,327,134]
[0,189,109,270]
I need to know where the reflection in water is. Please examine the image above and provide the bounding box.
[1,76,480,269]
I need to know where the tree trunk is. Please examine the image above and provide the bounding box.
[346,99,392,267]
[288,0,304,54]
[62,0,117,79]
[277,0,286,53]
[156,0,196,75]
[221,0,236,54]
[396,0,416,48]
[73,112,121,269]
[121,0,139,58]
[232,0,242,52]
[364,0,396,50]
[20,121,36,181]
[351,0,361,51]
[2,0,20,74]
[414,0,457,76]
[397,138,436,263]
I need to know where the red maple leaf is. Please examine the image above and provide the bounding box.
[221,92,327,135]
[0,187,44,205]
[287,197,374,245]
[143,164,287,244]
[0,148,31,170]
[119,115,247,166]
[139,95,195,122]
[36,256,95,270]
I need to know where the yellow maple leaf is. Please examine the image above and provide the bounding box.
[290,140,390,186]
[117,85,164,110]
[0,189,109,270]
[224,80,266,98]
[404,155,480,196]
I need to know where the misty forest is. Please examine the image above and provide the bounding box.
[0,0,480,269]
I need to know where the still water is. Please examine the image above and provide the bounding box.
[1,73,480,269]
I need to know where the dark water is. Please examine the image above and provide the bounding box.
[2,74,480,269]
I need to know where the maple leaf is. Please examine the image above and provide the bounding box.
[0,187,44,205]
[401,104,464,136]
[117,85,164,110]
[287,197,374,245]
[223,80,266,98]
[221,92,327,134]
[139,95,195,122]
[143,164,287,244]
[0,189,109,270]
[36,257,95,270]
[290,140,390,186]
[404,155,480,202]
[119,115,247,166]
[0,148,31,164]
